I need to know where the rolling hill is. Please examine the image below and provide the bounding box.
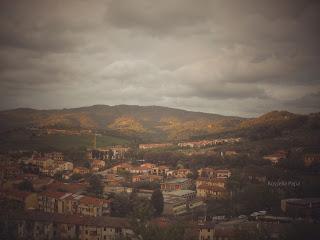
[0,105,319,143]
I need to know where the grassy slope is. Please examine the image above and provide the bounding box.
[0,131,131,151]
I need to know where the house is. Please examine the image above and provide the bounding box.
[38,191,66,213]
[44,152,64,162]
[68,195,110,217]
[263,150,288,164]
[215,169,231,179]
[224,150,238,157]
[178,140,214,148]
[152,165,170,176]
[304,152,320,167]
[199,219,286,240]
[172,168,192,178]
[196,185,229,199]
[91,160,105,170]
[132,174,163,183]
[31,158,55,172]
[129,166,150,175]
[196,178,227,188]
[111,163,133,173]
[57,161,74,171]
[197,168,216,178]
[103,186,133,195]
[197,168,231,179]
[160,178,193,191]
[88,146,131,161]
[73,167,90,175]
[141,163,156,169]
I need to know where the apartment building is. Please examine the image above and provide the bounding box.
[38,191,110,217]
[5,211,134,240]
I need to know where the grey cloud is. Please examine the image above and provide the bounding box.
[0,0,319,116]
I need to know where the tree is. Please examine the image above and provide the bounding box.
[110,193,132,217]
[87,175,103,196]
[151,189,164,216]
[17,180,34,192]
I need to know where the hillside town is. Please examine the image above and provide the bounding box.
[1,135,319,240]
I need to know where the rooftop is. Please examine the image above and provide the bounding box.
[163,178,190,184]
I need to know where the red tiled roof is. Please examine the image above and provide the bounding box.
[197,185,226,191]
[78,195,109,206]
[39,191,67,199]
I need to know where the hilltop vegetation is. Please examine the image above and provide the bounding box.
[0,105,319,143]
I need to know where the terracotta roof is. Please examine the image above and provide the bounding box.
[197,178,226,183]
[78,195,109,206]
[39,191,67,199]
[197,185,226,191]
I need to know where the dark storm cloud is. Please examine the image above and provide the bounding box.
[0,0,319,116]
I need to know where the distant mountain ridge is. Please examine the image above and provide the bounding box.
[0,105,318,141]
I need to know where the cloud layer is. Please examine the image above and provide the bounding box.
[0,0,319,117]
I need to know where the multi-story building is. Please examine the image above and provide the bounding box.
[196,178,227,188]
[5,211,134,240]
[73,167,90,175]
[161,178,193,192]
[91,160,106,171]
[38,192,110,217]
[57,161,74,171]
[168,168,192,178]
[132,174,163,183]
[196,185,229,199]
[44,152,64,163]
[197,168,231,179]
[152,165,171,176]
[87,146,130,161]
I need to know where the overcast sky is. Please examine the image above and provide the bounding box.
[0,0,319,117]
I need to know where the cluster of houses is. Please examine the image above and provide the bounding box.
[196,168,231,199]
[25,152,74,177]
[138,138,241,150]
[0,179,111,217]
[1,144,319,240]
[5,211,134,240]
[178,138,241,148]
[263,150,289,164]
[86,146,130,161]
